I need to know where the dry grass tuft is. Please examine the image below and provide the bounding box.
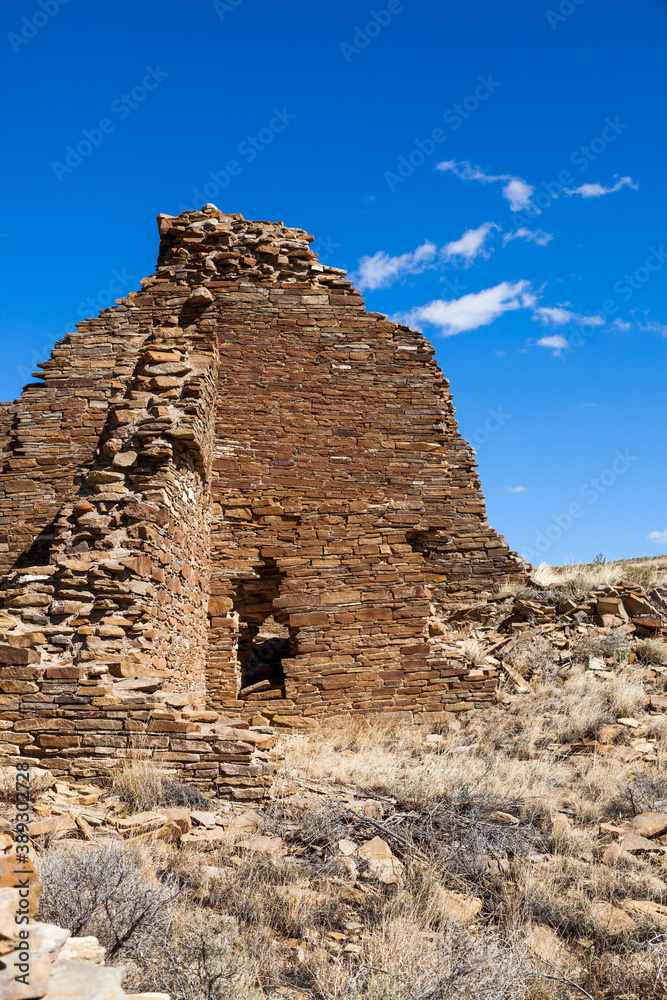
[526,558,667,594]
[112,759,211,813]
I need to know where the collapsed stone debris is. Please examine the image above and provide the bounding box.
[0,205,525,787]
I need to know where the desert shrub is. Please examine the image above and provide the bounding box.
[573,630,632,666]
[635,639,667,666]
[38,841,181,961]
[505,635,557,680]
[0,764,54,804]
[134,910,262,1000]
[620,561,660,590]
[608,774,667,819]
[533,669,648,744]
[112,760,211,813]
[209,852,347,940]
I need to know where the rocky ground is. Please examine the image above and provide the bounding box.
[2,558,667,1000]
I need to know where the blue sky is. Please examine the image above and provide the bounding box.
[1,0,665,566]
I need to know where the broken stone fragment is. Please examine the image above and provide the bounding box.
[187,286,214,305]
[72,501,95,517]
[588,901,635,935]
[627,812,667,837]
[358,836,402,884]
[112,451,138,467]
[525,925,579,970]
[236,834,284,855]
[45,960,126,1000]
[59,935,106,965]
[433,888,483,926]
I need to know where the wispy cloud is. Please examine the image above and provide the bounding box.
[532,305,605,327]
[537,334,570,355]
[355,240,437,290]
[611,317,667,336]
[503,227,553,247]
[394,279,534,337]
[648,530,667,544]
[639,319,667,337]
[506,485,526,493]
[442,222,499,266]
[565,175,638,198]
[437,159,535,211]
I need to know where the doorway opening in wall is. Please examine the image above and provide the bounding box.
[234,558,294,699]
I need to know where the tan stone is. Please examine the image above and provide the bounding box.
[588,901,635,935]
[526,925,578,970]
[45,960,126,999]
[358,837,402,884]
[237,835,284,855]
[59,935,106,965]
[434,888,483,926]
[627,812,667,837]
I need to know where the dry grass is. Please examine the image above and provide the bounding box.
[460,636,488,666]
[0,764,54,804]
[526,558,667,595]
[111,759,211,813]
[28,606,667,1000]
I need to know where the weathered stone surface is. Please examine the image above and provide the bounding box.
[526,925,579,970]
[0,205,525,787]
[45,960,126,999]
[588,901,635,935]
[628,812,667,837]
[59,935,106,965]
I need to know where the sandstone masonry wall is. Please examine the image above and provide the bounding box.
[0,205,524,782]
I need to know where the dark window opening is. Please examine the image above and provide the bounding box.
[234,559,294,696]
[406,529,443,560]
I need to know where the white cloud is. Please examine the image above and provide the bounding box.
[442,222,499,265]
[639,319,667,337]
[394,279,533,337]
[565,176,638,198]
[355,241,437,290]
[503,227,553,247]
[506,486,526,493]
[532,305,605,327]
[611,318,667,336]
[537,335,570,355]
[648,530,667,544]
[437,159,535,211]
[501,177,534,211]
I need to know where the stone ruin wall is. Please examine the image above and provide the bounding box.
[0,205,525,790]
